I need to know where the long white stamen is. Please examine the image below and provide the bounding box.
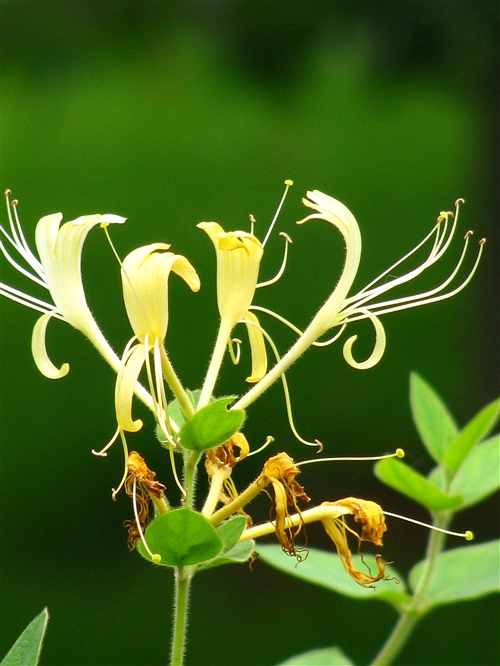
[262,180,293,248]
[296,449,404,467]
[384,510,473,540]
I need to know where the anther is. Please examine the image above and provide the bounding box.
[279,232,293,243]
[479,238,486,245]
[455,197,465,206]
[12,200,18,207]
[464,230,473,240]
[4,189,11,196]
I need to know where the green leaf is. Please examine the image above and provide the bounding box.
[449,434,500,508]
[374,458,463,511]
[165,389,201,430]
[442,397,500,474]
[409,540,500,607]
[1,608,49,666]
[199,540,255,571]
[410,372,458,463]
[198,516,253,570]
[179,397,245,452]
[137,508,223,567]
[258,545,410,605]
[277,646,354,665]
[216,515,248,550]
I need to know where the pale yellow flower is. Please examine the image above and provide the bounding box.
[197,222,266,408]
[0,191,126,379]
[115,243,200,434]
[234,191,484,412]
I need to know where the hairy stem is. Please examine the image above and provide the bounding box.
[170,567,192,666]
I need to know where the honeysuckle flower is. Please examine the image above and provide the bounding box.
[197,222,265,408]
[233,191,484,412]
[113,243,200,438]
[0,191,126,380]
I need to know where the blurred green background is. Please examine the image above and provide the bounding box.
[1,2,498,665]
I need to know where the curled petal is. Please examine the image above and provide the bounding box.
[122,244,200,343]
[243,311,267,382]
[115,343,147,432]
[31,312,70,379]
[342,312,386,370]
[36,213,125,332]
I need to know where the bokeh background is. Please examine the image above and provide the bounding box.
[1,2,498,665]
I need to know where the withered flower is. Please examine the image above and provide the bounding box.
[321,498,387,586]
[123,451,167,551]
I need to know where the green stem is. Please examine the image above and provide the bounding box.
[370,512,452,666]
[198,318,232,409]
[170,567,192,666]
[183,451,201,509]
[160,346,195,419]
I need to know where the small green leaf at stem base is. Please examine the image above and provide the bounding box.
[179,397,245,452]
[137,508,223,567]
[1,607,49,666]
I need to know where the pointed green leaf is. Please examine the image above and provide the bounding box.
[216,515,248,551]
[410,372,458,463]
[409,540,500,606]
[179,397,245,452]
[137,508,223,567]
[1,608,49,666]
[198,540,255,571]
[258,545,410,605]
[278,646,355,665]
[449,434,500,508]
[197,516,253,570]
[443,397,500,473]
[374,458,463,511]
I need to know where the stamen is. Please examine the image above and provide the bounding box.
[243,314,321,449]
[247,435,275,457]
[249,214,256,236]
[92,426,121,457]
[131,477,162,563]
[383,511,473,540]
[296,449,404,467]
[257,232,292,288]
[111,430,131,499]
[228,337,242,365]
[262,179,293,248]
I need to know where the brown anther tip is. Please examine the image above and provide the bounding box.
[315,439,323,453]
[479,238,486,245]
[464,230,474,239]
[12,199,18,206]
[249,214,256,223]
[455,197,465,206]
[231,337,242,344]
[279,231,293,243]
[4,189,11,196]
